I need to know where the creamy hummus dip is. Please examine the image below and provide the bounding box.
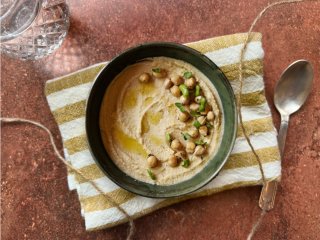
[100,57,221,185]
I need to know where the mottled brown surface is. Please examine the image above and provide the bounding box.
[1,0,320,239]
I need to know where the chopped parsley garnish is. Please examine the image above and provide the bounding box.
[152,68,161,73]
[175,102,186,112]
[193,120,201,129]
[195,84,201,96]
[181,159,190,168]
[183,71,193,79]
[199,97,207,112]
[179,84,189,97]
[147,169,156,180]
[206,122,213,129]
[181,132,191,141]
[190,110,201,117]
[166,133,172,142]
[195,139,207,146]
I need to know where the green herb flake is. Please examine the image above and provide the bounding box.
[199,97,207,112]
[195,84,201,97]
[183,71,193,79]
[175,102,186,112]
[166,133,172,142]
[193,120,201,129]
[152,68,161,73]
[181,159,190,168]
[206,122,213,129]
[195,139,207,146]
[147,169,156,180]
[181,132,191,141]
[179,84,189,97]
[190,110,201,117]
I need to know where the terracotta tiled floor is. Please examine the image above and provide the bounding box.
[1,0,320,239]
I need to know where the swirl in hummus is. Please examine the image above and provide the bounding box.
[100,57,222,185]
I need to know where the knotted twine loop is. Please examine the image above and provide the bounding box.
[1,1,317,239]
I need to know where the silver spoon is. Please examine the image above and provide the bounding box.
[259,60,314,211]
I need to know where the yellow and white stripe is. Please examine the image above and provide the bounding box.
[45,32,281,231]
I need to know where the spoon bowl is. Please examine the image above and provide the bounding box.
[274,60,313,116]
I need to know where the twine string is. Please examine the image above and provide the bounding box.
[247,209,267,240]
[238,0,314,239]
[0,117,136,240]
[1,1,316,239]
[238,0,307,184]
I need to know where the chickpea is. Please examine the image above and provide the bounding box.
[168,155,178,167]
[207,111,215,121]
[164,79,173,89]
[186,141,196,154]
[185,77,197,89]
[178,111,190,122]
[171,139,182,151]
[194,145,206,156]
[171,75,184,85]
[195,95,202,103]
[189,127,199,138]
[199,125,208,136]
[190,103,199,112]
[147,155,158,168]
[139,73,151,83]
[197,116,206,125]
[170,85,181,97]
[152,68,167,78]
[180,95,190,105]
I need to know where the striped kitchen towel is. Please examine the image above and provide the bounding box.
[45,32,281,231]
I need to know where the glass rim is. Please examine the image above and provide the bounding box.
[0,0,42,42]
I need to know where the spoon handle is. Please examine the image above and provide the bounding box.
[278,114,289,157]
[259,115,289,211]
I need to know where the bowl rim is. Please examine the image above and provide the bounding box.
[86,42,238,198]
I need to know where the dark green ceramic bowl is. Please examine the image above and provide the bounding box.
[86,42,237,198]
